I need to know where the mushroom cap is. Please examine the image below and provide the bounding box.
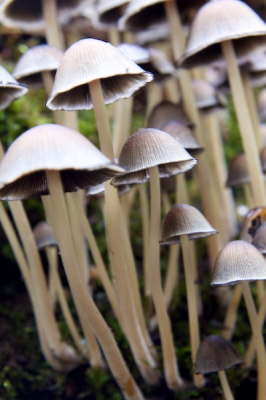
[179,0,266,68]
[195,335,242,374]
[13,44,63,88]
[162,120,204,156]
[111,128,197,186]
[147,101,194,130]
[226,153,250,187]
[33,221,57,250]
[118,0,206,32]
[46,38,153,111]
[192,79,227,110]
[240,206,266,243]
[211,240,266,286]
[117,43,151,64]
[160,203,217,244]
[0,65,28,109]
[252,221,266,254]
[97,0,128,25]
[0,124,125,200]
[0,0,85,30]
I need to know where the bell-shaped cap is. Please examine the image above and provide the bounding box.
[0,65,28,109]
[160,203,217,245]
[119,0,206,31]
[0,0,85,30]
[252,221,266,255]
[226,154,250,187]
[147,101,194,130]
[0,124,125,200]
[211,240,266,286]
[97,0,128,25]
[46,38,153,110]
[13,44,63,88]
[192,79,227,110]
[162,121,203,156]
[111,128,197,186]
[195,335,242,374]
[117,43,151,64]
[33,221,57,250]
[179,0,266,68]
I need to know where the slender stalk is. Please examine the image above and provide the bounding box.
[42,194,103,367]
[218,370,234,400]
[89,78,159,383]
[139,184,151,297]
[245,291,266,367]
[149,166,184,390]
[41,0,64,50]
[240,281,266,400]
[45,246,88,357]
[180,234,204,388]
[222,285,242,340]
[221,40,266,207]
[45,169,144,400]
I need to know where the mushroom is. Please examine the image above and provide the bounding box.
[0,123,144,400]
[195,335,242,400]
[112,127,197,390]
[0,65,28,110]
[160,203,218,387]
[211,240,266,400]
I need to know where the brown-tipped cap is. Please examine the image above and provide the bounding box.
[252,221,266,254]
[160,203,217,244]
[195,335,242,374]
[13,44,63,88]
[192,79,227,110]
[162,120,204,156]
[111,128,197,186]
[0,65,28,109]
[0,0,85,30]
[211,240,266,286]
[240,206,266,242]
[147,101,194,130]
[226,154,250,187]
[179,0,266,68]
[46,38,153,110]
[258,87,266,122]
[0,124,125,200]
[33,221,57,249]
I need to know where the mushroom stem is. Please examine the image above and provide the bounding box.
[245,291,266,367]
[68,191,121,324]
[41,0,64,50]
[42,194,102,366]
[221,40,266,206]
[45,246,87,357]
[222,285,242,340]
[45,169,144,400]
[139,184,151,297]
[240,281,266,400]
[88,79,114,160]
[241,70,263,150]
[217,370,234,400]
[149,165,184,390]
[180,234,204,388]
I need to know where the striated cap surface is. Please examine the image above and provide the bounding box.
[46,38,153,110]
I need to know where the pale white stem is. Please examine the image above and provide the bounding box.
[46,169,144,400]
[218,370,235,400]
[149,166,184,390]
